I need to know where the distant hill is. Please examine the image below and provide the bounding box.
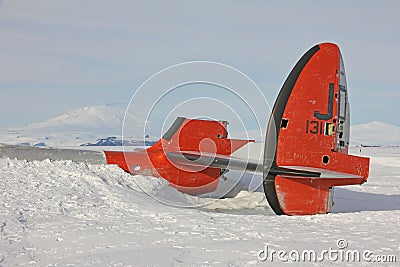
[80,136,157,147]
[0,104,157,147]
[231,122,400,147]
[350,121,400,147]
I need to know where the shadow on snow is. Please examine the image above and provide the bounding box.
[332,187,400,213]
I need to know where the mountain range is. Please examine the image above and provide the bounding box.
[0,104,399,147]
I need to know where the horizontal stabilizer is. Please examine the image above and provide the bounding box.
[166,151,322,177]
[166,151,262,173]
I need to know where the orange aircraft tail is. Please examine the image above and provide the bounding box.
[105,43,370,215]
[263,43,369,215]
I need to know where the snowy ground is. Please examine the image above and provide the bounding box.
[0,147,399,266]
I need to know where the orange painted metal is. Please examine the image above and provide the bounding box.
[276,43,367,173]
[275,176,369,215]
[104,118,252,195]
[271,43,370,215]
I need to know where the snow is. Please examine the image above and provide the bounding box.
[0,147,399,266]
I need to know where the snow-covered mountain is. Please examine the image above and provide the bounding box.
[0,104,157,147]
[0,105,398,147]
[351,121,400,147]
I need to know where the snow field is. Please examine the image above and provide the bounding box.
[0,147,399,266]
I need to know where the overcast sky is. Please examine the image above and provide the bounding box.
[0,0,399,129]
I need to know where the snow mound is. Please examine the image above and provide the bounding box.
[200,191,270,213]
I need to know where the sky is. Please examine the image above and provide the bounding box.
[0,0,399,129]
